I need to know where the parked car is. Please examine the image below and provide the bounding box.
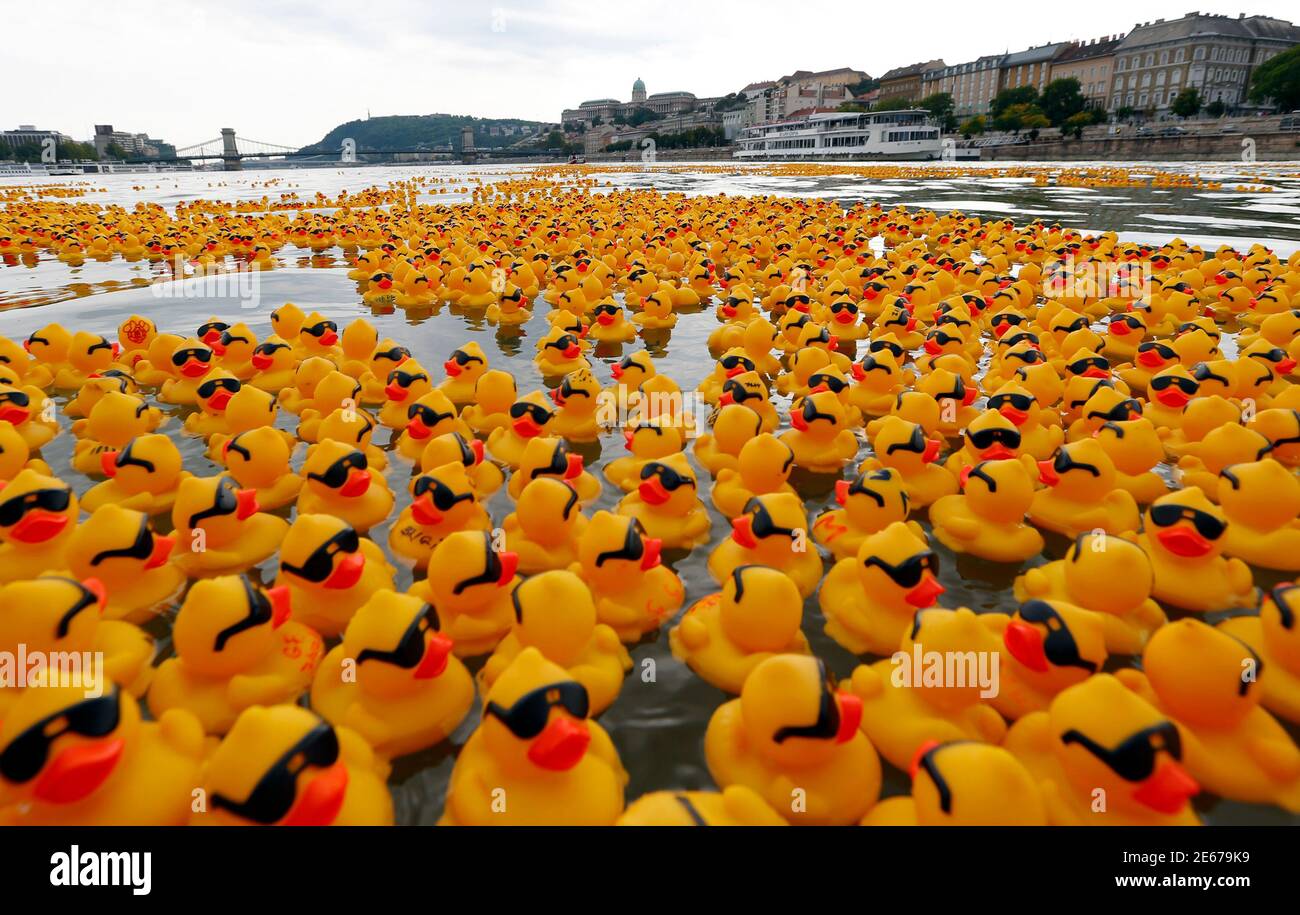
[1218,124,1241,134]
[1160,126,1188,137]
[1135,126,1153,136]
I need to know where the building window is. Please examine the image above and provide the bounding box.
[1175,49,1185,63]
[1160,51,1168,65]
[1194,47,1205,61]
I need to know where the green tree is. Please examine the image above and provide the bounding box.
[1039,78,1086,127]
[991,86,1039,118]
[837,102,867,112]
[1089,107,1109,125]
[994,102,1046,133]
[544,131,566,149]
[1115,105,1136,120]
[959,116,986,138]
[1171,88,1201,118]
[626,108,662,127]
[873,96,912,111]
[847,76,880,96]
[1205,99,1227,117]
[919,92,957,132]
[1249,45,1300,111]
[1064,111,1093,139]
[104,141,127,160]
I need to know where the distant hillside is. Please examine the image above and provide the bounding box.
[299,114,548,153]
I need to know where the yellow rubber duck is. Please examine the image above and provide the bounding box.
[191,704,393,825]
[311,589,474,759]
[484,283,532,325]
[506,436,602,504]
[52,331,119,390]
[1173,422,1271,496]
[780,389,859,473]
[1217,459,1300,569]
[460,369,517,434]
[293,371,364,442]
[861,740,1047,826]
[148,575,322,735]
[603,420,685,491]
[157,337,216,405]
[930,457,1044,563]
[0,683,204,826]
[502,477,588,574]
[278,356,345,416]
[406,529,519,657]
[708,492,823,598]
[203,383,286,461]
[716,370,780,432]
[1003,674,1201,824]
[819,521,946,656]
[812,466,918,561]
[69,390,166,476]
[1092,417,1170,504]
[417,430,504,495]
[1029,438,1140,537]
[614,452,710,550]
[171,475,286,577]
[670,565,809,694]
[0,381,57,452]
[631,287,677,330]
[984,598,1110,719]
[297,440,393,534]
[81,433,189,516]
[847,349,908,418]
[710,432,796,519]
[705,654,878,826]
[1117,619,1300,812]
[479,570,630,716]
[1136,488,1256,613]
[295,313,343,362]
[388,461,492,569]
[212,322,260,380]
[567,510,683,642]
[436,342,488,406]
[440,647,628,825]
[547,367,604,442]
[618,786,787,826]
[393,390,470,460]
[274,513,397,639]
[0,575,153,714]
[0,468,78,584]
[247,335,298,393]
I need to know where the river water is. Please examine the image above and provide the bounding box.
[1,161,1298,825]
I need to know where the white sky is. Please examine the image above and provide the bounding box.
[6,0,1297,148]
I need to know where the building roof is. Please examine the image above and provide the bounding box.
[633,77,645,91]
[579,99,620,107]
[777,67,869,85]
[880,60,945,82]
[741,80,775,92]
[1054,35,1125,63]
[648,91,695,99]
[1002,42,1071,66]
[1117,13,1300,49]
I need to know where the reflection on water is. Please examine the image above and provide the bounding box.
[1,162,1298,825]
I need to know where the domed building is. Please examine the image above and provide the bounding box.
[561,79,702,127]
[632,78,647,103]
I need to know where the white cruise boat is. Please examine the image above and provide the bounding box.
[0,162,50,177]
[734,109,943,160]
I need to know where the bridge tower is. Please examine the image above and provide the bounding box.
[221,128,242,171]
[461,126,476,164]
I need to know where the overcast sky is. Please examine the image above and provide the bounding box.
[6,0,1297,148]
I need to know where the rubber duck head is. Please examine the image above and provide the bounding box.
[170,337,215,381]
[303,440,373,501]
[116,315,157,356]
[960,410,1022,462]
[871,416,943,473]
[729,492,808,563]
[221,427,290,490]
[442,341,487,385]
[203,705,349,826]
[173,575,292,677]
[470,369,517,417]
[408,461,478,527]
[279,513,371,592]
[0,682,137,806]
[195,371,241,417]
[855,521,945,609]
[1260,583,1300,671]
[517,436,584,487]
[610,351,656,391]
[1036,438,1118,498]
[1012,361,1064,409]
[172,475,259,546]
[340,319,378,363]
[379,359,430,406]
[573,511,661,592]
[367,339,410,382]
[298,313,340,354]
[315,406,379,453]
[0,574,107,656]
[83,391,157,447]
[835,466,909,529]
[340,590,455,698]
[709,404,763,455]
[214,322,257,365]
[1003,598,1107,694]
[63,503,174,585]
[514,477,583,545]
[0,468,76,546]
[636,453,698,514]
[400,390,457,443]
[1144,619,1262,728]
[737,654,862,768]
[308,371,362,416]
[0,421,33,479]
[1061,532,1155,616]
[419,430,487,477]
[220,384,279,436]
[1219,458,1300,530]
[907,741,1046,826]
[481,646,594,774]
[100,433,183,495]
[718,564,802,653]
[508,569,600,665]
[67,331,118,376]
[918,367,976,411]
[551,367,601,414]
[23,323,71,365]
[986,381,1044,431]
[508,391,555,439]
[195,318,230,349]
[250,336,295,375]
[1172,321,1221,365]
[1144,487,1227,560]
[1248,408,1300,467]
[1048,674,1199,817]
[425,529,518,612]
[730,433,790,493]
[789,389,847,440]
